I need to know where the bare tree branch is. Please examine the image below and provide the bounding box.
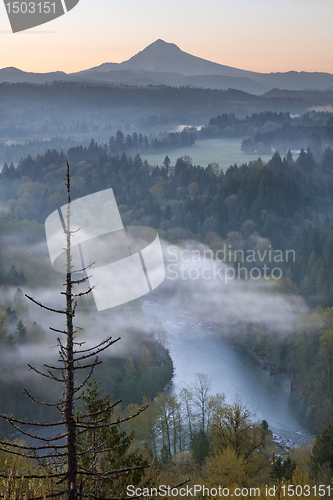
[25,295,67,315]
[1,415,64,427]
[77,400,122,420]
[74,336,115,354]
[74,360,102,371]
[76,405,149,429]
[0,440,67,451]
[28,364,63,381]
[2,421,68,442]
[49,327,67,335]
[73,337,121,362]
[23,388,64,408]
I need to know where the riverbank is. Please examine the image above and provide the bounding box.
[142,296,315,447]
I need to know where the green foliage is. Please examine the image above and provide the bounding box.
[16,319,27,342]
[271,456,297,482]
[310,419,333,476]
[107,129,196,157]
[77,380,149,497]
[191,428,210,465]
[3,111,333,438]
[211,403,271,461]
[95,341,173,407]
[233,307,333,427]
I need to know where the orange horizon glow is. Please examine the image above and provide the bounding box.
[1,42,333,76]
[0,0,332,76]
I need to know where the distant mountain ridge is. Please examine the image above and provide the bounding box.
[77,39,247,77]
[0,66,67,83]
[1,39,333,94]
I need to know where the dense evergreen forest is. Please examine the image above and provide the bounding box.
[0,124,197,165]
[1,140,333,302]
[1,82,277,144]
[202,110,333,157]
[2,81,333,163]
[2,140,333,428]
[2,104,332,169]
[3,130,333,495]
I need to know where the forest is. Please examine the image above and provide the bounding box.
[2,82,333,163]
[206,111,333,158]
[2,124,333,496]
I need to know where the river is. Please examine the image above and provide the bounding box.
[142,297,316,447]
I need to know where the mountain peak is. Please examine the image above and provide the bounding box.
[149,39,181,50]
[74,39,246,78]
[65,40,333,93]
[116,39,250,77]
[120,39,183,72]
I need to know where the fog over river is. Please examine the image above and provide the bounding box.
[142,297,316,447]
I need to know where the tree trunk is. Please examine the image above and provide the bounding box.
[65,170,77,500]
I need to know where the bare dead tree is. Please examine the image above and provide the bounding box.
[0,162,149,499]
[191,373,211,432]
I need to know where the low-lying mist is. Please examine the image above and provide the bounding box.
[158,240,308,334]
[0,238,308,388]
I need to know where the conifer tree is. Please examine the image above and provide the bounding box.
[16,319,27,342]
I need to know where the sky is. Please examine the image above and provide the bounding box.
[0,0,332,74]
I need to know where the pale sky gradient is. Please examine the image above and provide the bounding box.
[0,0,332,74]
